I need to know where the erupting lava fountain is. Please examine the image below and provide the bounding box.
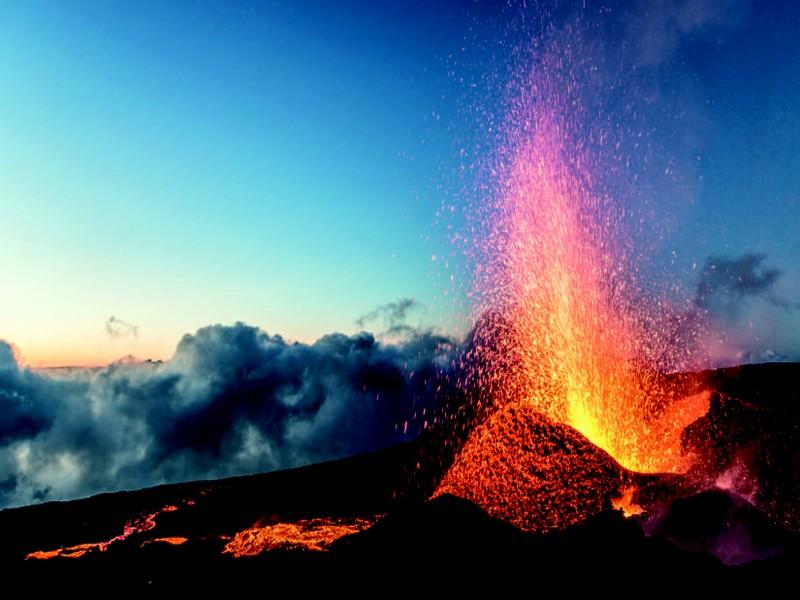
[438,19,714,529]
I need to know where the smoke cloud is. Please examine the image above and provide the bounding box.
[355,297,421,338]
[695,253,800,364]
[623,0,751,66]
[105,316,139,340]
[696,253,783,320]
[0,323,456,509]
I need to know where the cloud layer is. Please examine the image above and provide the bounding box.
[1,257,795,509]
[0,323,455,509]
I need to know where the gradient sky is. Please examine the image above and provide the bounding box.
[1,1,798,366]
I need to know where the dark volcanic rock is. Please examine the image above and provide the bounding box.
[647,489,788,565]
[0,441,426,562]
[683,363,800,530]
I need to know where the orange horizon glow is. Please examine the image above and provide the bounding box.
[7,326,329,370]
[15,345,173,370]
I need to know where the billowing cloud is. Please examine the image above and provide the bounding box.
[0,323,456,509]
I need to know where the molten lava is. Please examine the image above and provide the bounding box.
[223,516,378,557]
[457,19,711,461]
[26,543,100,561]
[26,503,180,560]
[141,536,188,547]
[612,486,645,519]
[468,105,709,474]
[437,403,626,533]
[442,21,713,531]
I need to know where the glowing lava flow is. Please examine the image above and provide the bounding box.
[223,516,377,557]
[141,536,188,547]
[25,504,180,560]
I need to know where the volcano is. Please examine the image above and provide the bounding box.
[3,362,799,587]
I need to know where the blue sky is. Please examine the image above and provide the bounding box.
[674,1,800,260]
[0,1,480,365]
[0,1,798,366]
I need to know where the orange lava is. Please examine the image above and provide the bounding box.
[25,503,180,560]
[223,516,377,557]
[443,23,716,534]
[458,19,712,480]
[141,536,188,547]
[612,486,645,518]
[26,543,99,560]
[438,403,627,533]
[471,108,709,473]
